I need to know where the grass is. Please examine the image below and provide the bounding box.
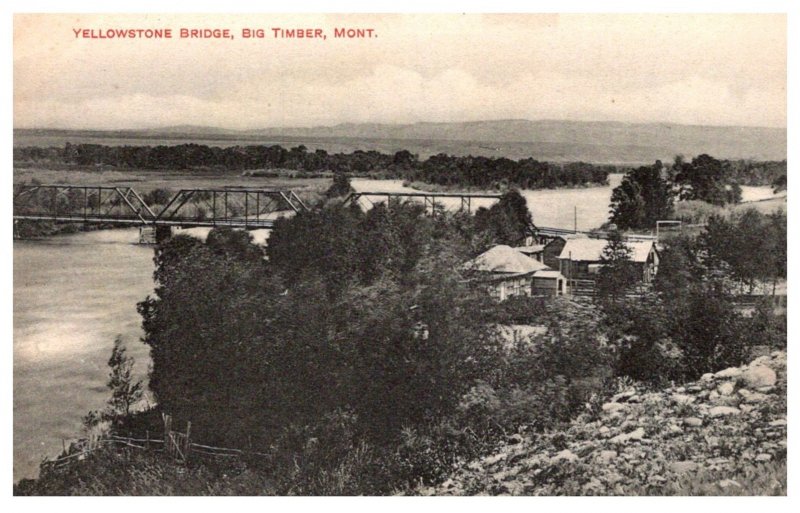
[673,198,786,225]
[13,165,332,206]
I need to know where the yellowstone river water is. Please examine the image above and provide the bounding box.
[13,228,155,482]
[12,176,781,482]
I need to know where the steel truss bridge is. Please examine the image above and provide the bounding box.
[13,184,309,229]
[13,184,656,243]
[341,190,505,213]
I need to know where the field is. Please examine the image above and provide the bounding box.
[13,166,333,198]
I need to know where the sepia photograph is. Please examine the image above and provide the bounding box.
[8,6,791,499]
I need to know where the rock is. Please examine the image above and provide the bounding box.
[683,417,703,427]
[599,426,610,435]
[755,453,772,462]
[671,393,695,405]
[756,386,775,394]
[507,433,524,445]
[715,367,743,379]
[483,453,507,465]
[738,389,769,404]
[670,461,698,473]
[718,479,742,490]
[602,402,627,413]
[613,390,637,402]
[441,478,455,489]
[768,419,787,427]
[686,385,703,393]
[701,372,715,382]
[708,390,720,401]
[717,381,735,396]
[675,387,686,393]
[667,424,683,435]
[609,427,645,444]
[551,449,578,463]
[709,406,740,417]
[598,450,618,463]
[742,365,777,388]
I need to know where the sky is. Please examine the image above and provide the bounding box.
[13,13,787,130]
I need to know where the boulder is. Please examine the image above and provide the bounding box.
[613,390,637,402]
[597,450,618,463]
[717,381,735,396]
[609,427,645,444]
[551,449,578,463]
[671,393,695,405]
[667,424,683,435]
[768,419,787,427]
[709,406,741,417]
[738,389,769,404]
[742,365,777,388]
[755,453,772,462]
[714,367,743,380]
[670,461,698,474]
[507,433,524,445]
[683,417,703,427]
[718,479,742,490]
[602,402,627,413]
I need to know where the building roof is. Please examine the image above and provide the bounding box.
[558,238,655,263]
[533,270,564,279]
[463,245,551,275]
[514,244,545,255]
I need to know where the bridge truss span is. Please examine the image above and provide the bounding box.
[13,184,310,230]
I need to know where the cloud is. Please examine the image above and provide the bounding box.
[13,13,786,129]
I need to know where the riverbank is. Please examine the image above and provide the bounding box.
[15,350,786,495]
[401,179,609,194]
[417,351,787,496]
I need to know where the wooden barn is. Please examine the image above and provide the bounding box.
[557,238,660,283]
[462,245,568,300]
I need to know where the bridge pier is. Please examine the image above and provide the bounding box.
[138,225,174,245]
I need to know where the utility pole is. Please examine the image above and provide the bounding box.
[574,206,577,233]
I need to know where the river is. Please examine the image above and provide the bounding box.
[12,177,781,483]
[352,175,783,231]
[13,228,155,482]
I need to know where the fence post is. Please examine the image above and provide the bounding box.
[162,413,172,457]
[185,421,192,463]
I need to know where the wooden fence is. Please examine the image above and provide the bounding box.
[41,413,272,471]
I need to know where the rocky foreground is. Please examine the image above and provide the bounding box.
[417,351,787,496]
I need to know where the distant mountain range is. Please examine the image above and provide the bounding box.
[15,120,786,165]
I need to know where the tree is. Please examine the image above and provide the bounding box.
[596,230,639,300]
[609,161,674,230]
[106,336,143,421]
[473,190,532,246]
[326,172,353,198]
[674,154,741,206]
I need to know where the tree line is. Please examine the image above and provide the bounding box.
[13,142,615,189]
